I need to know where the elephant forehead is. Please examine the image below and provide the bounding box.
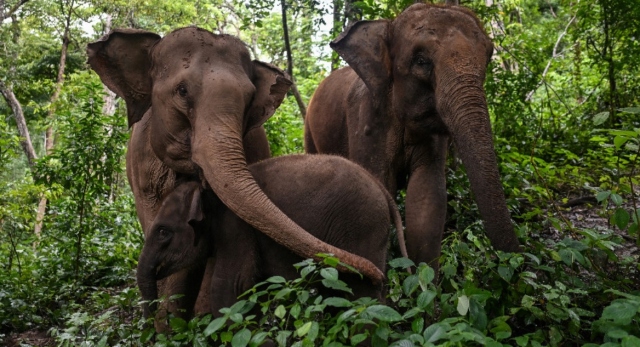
[152,28,252,74]
[394,4,486,40]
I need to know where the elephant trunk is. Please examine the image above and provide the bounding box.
[437,72,520,252]
[190,110,385,284]
[137,248,159,318]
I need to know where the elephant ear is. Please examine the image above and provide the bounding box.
[331,20,392,99]
[87,29,161,127]
[186,184,204,226]
[244,61,293,133]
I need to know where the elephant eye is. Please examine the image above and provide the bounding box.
[157,228,173,242]
[414,56,432,68]
[177,85,188,97]
[412,55,433,78]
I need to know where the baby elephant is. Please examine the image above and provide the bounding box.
[137,154,406,317]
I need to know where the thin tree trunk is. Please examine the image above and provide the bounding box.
[280,0,306,118]
[0,81,37,167]
[34,0,74,238]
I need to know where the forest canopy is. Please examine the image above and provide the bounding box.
[1,0,639,346]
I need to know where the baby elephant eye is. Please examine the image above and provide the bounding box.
[158,228,172,241]
[177,85,188,97]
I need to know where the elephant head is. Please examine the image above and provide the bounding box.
[87,27,385,283]
[136,181,213,318]
[332,4,519,252]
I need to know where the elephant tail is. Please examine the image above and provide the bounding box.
[381,187,409,261]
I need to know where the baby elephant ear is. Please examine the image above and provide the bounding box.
[187,184,205,226]
[87,29,161,127]
[244,61,292,133]
[331,20,391,99]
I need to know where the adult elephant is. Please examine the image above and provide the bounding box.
[87,27,384,319]
[304,3,520,270]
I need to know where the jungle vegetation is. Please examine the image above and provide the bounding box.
[0,0,639,345]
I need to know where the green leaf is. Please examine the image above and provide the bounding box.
[417,290,437,309]
[412,317,425,333]
[363,305,403,322]
[249,332,269,347]
[622,335,640,347]
[266,276,287,284]
[323,297,352,308]
[457,295,470,316]
[321,279,353,294]
[618,107,640,114]
[418,265,435,289]
[601,300,640,325]
[232,329,251,347]
[275,305,286,319]
[611,193,623,206]
[423,323,447,343]
[596,191,611,202]
[388,257,415,268]
[614,135,630,149]
[498,265,514,282]
[296,322,312,337]
[351,334,368,345]
[320,267,339,281]
[613,208,630,230]
[403,274,419,296]
[593,111,609,125]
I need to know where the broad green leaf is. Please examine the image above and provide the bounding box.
[403,274,419,296]
[614,135,630,149]
[388,257,415,268]
[249,332,269,347]
[418,265,435,289]
[618,107,640,114]
[266,276,287,284]
[596,191,611,202]
[363,305,403,322]
[323,297,352,308]
[320,267,339,281]
[275,305,286,319]
[622,335,640,347]
[613,208,630,230]
[232,329,251,347]
[601,300,640,324]
[457,295,470,316]
[296,322,312,337]
[351,334,368,345]
[423,323,447,343]
[417,290,437,309]
[593,111,609,125]
[611,193,623,206]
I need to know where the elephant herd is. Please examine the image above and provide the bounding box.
[87,2,520,330]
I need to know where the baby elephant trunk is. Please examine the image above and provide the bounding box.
[137,250,159,318]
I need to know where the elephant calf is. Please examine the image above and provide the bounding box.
[137,154,406,317]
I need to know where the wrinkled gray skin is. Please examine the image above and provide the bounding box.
[87,27,384,286]
[305,3,521,272]
[138,154,406,318]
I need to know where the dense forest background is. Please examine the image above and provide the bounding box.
[1,0,639,345]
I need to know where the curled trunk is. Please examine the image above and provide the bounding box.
[190,115,385,284]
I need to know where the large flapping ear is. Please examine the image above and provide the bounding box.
[87,29,161,127]
[331,20,392,99]
[244,61,293,133]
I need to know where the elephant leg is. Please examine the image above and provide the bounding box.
[405,137,448,273]
[193,257,216,316]
[210,217,259,317]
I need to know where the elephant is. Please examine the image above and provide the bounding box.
[304,3,521,272]
[87,27,385,322]
[137,154,406,318]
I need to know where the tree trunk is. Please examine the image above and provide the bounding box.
[34,1,74,238]
[280,0,307,118]
[0,81,37,167]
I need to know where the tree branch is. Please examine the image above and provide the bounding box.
[1,0,30,22]
[0,80,37,167]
